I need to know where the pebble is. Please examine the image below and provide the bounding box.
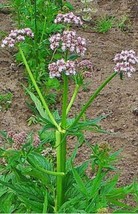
[133,108,138,116]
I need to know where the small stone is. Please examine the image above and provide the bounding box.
[133,108,138,116]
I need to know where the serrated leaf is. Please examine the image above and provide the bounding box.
[0,192,15,213]
[26,89,52,123]
[18,195,43,212]
[40,129,55,144]
[0,180,43,202]
[102,175,119,195]
[27,152,53,172]
[72,165,88,196]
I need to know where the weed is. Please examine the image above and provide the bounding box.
[95,16,114,33]
[116,15,131,31]
[0,92,13,111]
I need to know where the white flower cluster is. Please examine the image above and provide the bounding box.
[48,59,76,78]
[49,30,87,56]
[1,28,34,48]
[54,12,83,25]
[114,50,138,77]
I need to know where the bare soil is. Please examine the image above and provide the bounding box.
[0,0,138,188]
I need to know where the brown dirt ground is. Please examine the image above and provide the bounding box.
[0,0,138,189]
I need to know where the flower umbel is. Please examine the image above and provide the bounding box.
[1,28,34,48]
[114,50,138,77]
[49,30,87,56]
[54,12,83,25]
[48,59,76,78]
[33,134,41,148]
[77,59,93,78]
[11,131,27,150]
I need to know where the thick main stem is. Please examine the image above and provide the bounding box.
[55,130,63,212]
[70,72,117,129]
[19,46,60,131]
[56,74,68,211]
[61,74,68,173]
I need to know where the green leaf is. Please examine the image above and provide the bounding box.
[27,152,53,172]
[0,180,43,202]
[0,3,6,9]
[68,54,79,60]
[0,192,15,213]
[0,185,7,197]
[107,184,134,200]
[109,198,132,209]
[46,24,64,33]
[18,195,43,212]
[39,129,55,144]
[68,115,108,134]
[102,175,119,195]
[26,89,51,122]
[113,208,138,213]
[72,165,88,196]
[66,143,79,171]
[64,1,74,10]
[53,53,63,60]
[22,167,49,185]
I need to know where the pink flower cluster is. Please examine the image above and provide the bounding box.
[33,134,41,148]
[48,59,76,78]
[114,50,138,77]
[8,131,27,150]
[1,28,34,48]
[77,59,93,78]
[54,12,83,25]
[7,131,40,150]
[77,59,93,70]
[48,59,93,78]
[49,30,87,56]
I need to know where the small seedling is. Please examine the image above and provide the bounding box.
[95,16,114,33]
[0,92,13,111]
[116,15,131,31]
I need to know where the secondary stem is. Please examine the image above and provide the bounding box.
[19,46,60,131]
[70,72,117,129]
[66,84,80,116]
[61,74,68,127]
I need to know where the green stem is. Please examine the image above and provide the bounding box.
[55,74,68,211]
[70,72,117,128]
[19,46,60,131]
[61,74,68,173]
[34,0,39,79]
[61,74,68,128]
[34,0,37,39]
[55,131,64,212]
[27,158,65,176]
[66,84,80,116]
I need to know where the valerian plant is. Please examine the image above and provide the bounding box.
[1,12,138,213]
